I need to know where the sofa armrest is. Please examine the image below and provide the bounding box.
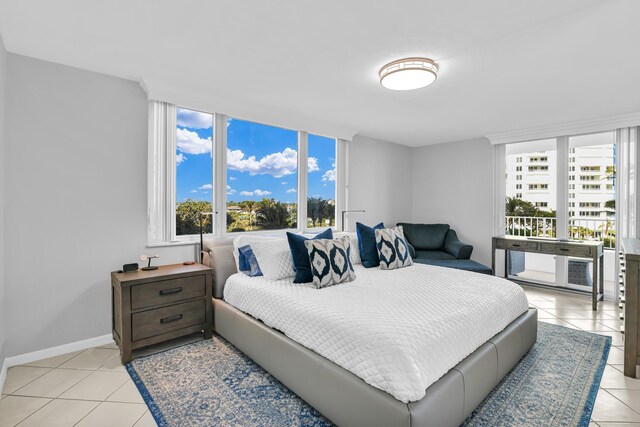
[406,241,416,259]
[444,230,473,260]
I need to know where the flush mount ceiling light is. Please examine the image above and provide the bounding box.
[379,57,438,91]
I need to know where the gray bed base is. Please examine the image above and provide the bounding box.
[203,242,538,427]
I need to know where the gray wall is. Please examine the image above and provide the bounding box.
[346,135,413,230]
[4,55,194,356]
[0,34,7,367]
[2,55,414,357]
[412,138,495,266]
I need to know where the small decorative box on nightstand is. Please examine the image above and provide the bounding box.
[111,263,213,364]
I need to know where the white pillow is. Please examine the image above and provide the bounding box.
[232,235,280,271]
[334,231,362,265]
[249,238,296,280]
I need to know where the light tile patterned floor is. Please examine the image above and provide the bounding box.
[0,285,638,426]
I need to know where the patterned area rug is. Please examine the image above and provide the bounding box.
[127,322,610,427]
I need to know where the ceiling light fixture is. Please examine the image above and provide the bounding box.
[379,57,438,91]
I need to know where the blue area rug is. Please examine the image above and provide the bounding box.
[127,322,610,427]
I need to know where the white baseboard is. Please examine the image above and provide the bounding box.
[0,334,115,393]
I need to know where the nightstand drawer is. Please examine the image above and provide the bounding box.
[132,300,206,341]
[495,240,538,251]
[131,276,206,310]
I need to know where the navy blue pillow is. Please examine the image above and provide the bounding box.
[356,222,384,268]
[238,245,262,277]
[287,229,334,283]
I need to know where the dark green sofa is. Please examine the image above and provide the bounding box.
[398,223,492,275]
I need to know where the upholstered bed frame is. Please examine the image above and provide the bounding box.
[202,240,537,427]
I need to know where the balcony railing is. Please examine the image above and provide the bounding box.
[505,216,615,249]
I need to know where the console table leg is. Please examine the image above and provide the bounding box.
[592,256,598,311]
[504,250,509,279]
[600,255,604,299]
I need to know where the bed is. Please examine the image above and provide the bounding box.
[203,238,537,427]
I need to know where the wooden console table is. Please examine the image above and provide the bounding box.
[492,235,604,310]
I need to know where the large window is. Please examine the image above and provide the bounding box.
[505,139,557,285]
[568,132,615,248]
[502,131,617,294]
[148,102,344,242]
[175,108,214,236]
[307,134,336,228]
[226,118,298,232]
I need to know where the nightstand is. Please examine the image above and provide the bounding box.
[111,263,213,364]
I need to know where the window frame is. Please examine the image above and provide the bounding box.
[170,109,344,241]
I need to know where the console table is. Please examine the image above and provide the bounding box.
[492,235,604,310]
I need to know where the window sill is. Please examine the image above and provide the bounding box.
[146,240,200,248]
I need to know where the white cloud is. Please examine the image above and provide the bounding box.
[190,189,197,193]
[286,188,297,193]
[322,168,336,182]
[177,109,213,129]
[198,184,213,190]
[177,128,212,155]
[227,185,236,195]
[239,189,272,197]
[308,157,319,172]
[229,176,237,181]
[176,153,186,165]
[281,181,287,185]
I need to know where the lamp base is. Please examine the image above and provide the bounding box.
[141,266,159,271]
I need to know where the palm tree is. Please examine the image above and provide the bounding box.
[255,199,291,229]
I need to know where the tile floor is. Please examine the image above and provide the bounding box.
[0,285,638,426]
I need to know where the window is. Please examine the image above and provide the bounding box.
[175,108,214,236]
[149,101,344,244]
[579,202,600,208]
[528,184,549,190]
[528,166,549,171]
[516,166,522,171]
[516,184,522,189]
[226,118,298,232]
[516,157,522,163]
[516,175,522,181]
[535,202,548,208]
[307,134,336,228]
[582,184,601,190]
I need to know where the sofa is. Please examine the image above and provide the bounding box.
[397,222,492,275]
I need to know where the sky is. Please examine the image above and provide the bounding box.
[175,108,336,204]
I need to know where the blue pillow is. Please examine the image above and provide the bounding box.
[237,245,262,277]
[287,229,334,283]
[356,222,384,268]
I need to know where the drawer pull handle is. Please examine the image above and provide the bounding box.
[560,248,569,252]
[512,244,520,247]
[160,314,183,324]
[159,287,182,296]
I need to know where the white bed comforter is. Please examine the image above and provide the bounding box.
[223,263,529,403]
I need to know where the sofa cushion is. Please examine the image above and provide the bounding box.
[414,258,492,275]
[414,250,457,261]
[398,223,450,251]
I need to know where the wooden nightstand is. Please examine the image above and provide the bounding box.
[111,263,213,364]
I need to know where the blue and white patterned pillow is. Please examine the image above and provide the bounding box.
[304,237,356,289]
[375,226,413,270]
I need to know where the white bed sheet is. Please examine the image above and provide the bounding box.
[223,263,529,403]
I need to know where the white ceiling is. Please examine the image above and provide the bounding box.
[1,0,638,147]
